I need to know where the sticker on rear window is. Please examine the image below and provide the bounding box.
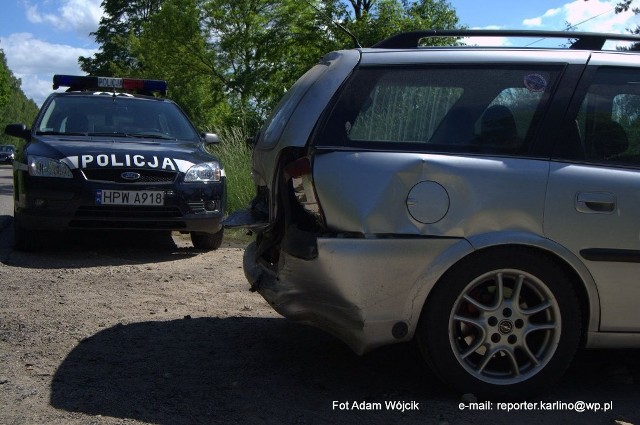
[524,73,547,92]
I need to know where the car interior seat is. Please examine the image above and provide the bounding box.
[589,120,629,160]
[479,105,518,149]
[440,107,474,145]
[65,113,89,133]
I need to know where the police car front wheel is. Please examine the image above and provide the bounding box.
[190,229,224,250]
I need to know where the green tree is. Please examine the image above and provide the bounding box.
[132,0,343,132]
[0,49,11,109]
[0,48,39,147]
[200,0,342,125]
[344,0,462,47]
[80,0,462,131]
[129,0,220,129]
[79,0,163,76]
[348,0,375,19]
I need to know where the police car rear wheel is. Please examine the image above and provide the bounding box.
[190,229,224,250]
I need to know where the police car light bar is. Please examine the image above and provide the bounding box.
[53,75,168,96]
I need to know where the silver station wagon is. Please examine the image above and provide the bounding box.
[227,30,640,398]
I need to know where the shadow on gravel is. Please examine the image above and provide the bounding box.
[50,317,640,425]
[50,317,446,425]
[2,229,201,268]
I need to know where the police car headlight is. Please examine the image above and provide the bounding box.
[184,162,222,182]
[28,156,73,178]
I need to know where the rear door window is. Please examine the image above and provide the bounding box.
[321,66,562,156]
[555,66,640,165]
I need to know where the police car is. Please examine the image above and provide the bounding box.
[4,75,226,251]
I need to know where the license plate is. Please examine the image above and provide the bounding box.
[96,190,164,206]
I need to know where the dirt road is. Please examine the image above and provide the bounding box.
[0,164,639,424]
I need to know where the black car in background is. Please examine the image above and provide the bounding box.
[5,75,226,251]
[0,145,15,163]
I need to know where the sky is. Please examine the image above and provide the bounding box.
[1,0,639,107]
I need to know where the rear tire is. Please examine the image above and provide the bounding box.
[190,228,224,250]
[417,247,581,399]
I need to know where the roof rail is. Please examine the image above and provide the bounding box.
[372,29,640,50]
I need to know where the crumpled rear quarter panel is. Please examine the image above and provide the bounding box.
[257,237,469,354]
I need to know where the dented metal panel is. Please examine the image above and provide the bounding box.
[312,152,550,237]
[249,237,470,354]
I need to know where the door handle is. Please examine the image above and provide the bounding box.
[575,192,616,214]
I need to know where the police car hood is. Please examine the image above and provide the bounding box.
[31,136,217,173]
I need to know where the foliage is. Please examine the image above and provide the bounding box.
[0,49,10,109]
[345,0,461,47]
[128,0,220,130]
[79,0,163,76]
[0,48,39,148]
[206,126,254,213]
[81,0,462,130]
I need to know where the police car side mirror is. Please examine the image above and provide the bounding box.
[5,124,29,140]
[202,133,220,145]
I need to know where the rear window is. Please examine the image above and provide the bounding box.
[258,64,329,150]
[321,65,562,155]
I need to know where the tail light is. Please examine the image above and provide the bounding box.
[283,156,323,224]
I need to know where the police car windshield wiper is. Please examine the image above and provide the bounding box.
[88,132,133,138]
[36,130,88,136]
[127,132,177,140]
[86,132,176,141]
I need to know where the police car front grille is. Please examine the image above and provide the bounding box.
[74,206,182,219]
[69,220,185,230]
[70,206,185,229]
[81,169,178,184]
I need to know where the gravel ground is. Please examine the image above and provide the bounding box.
[0,164,639,424]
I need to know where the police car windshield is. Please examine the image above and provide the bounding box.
[35,95,200,142]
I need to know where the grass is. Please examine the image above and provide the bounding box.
[207,126,255,213]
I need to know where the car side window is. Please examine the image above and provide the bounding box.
[348,80,463,143]
[565,67,640,165]
[322,66,560,156]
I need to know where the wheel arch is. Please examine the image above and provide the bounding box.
[409,232,599,346]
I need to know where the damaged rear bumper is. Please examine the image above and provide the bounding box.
[244,236,466,355]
